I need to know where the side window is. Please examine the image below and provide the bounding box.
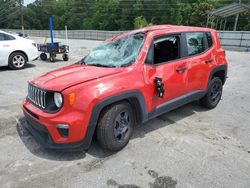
[145,35,181,65]
[186,32,205,56]
[0,33,15,41]
[206,32,213,48]
[4,34,15,40]
[0,33,5,41]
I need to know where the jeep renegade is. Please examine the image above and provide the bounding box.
[23,25,228,151]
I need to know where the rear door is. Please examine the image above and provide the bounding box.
[184,32,215,92]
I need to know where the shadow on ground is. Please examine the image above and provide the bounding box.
[16,101,208,161]
[0,64,36,72]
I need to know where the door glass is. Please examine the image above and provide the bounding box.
[186,32,205,56]
[0,34,5,41]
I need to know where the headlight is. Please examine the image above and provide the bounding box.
[54,92,63,108]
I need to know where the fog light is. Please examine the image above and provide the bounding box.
[56,124,69,138]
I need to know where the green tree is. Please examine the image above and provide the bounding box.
[134,16,149,28]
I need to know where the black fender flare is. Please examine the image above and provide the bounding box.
[207,64,227,89]
[83,90,148,149]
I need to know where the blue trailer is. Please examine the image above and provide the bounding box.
[37,16,69,62]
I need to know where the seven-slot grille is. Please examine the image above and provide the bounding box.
[28,84,46,109]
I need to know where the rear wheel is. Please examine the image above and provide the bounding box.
[62,54,69,61]
[96,102,135,151]
[200,77,223,109]
[8,52,27,70]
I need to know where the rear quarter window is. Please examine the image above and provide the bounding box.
[185,32,205,56]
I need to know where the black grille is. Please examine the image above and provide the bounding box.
[28,84,46,109]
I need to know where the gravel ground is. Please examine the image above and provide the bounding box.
[0,37,250,188]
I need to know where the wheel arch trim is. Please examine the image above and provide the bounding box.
[83,90,148,148]
[207,64,227,88]
[9,50,28,62]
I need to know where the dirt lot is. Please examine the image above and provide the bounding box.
[0,38,250,188]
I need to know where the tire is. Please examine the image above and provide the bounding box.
[8,52,27,70]
[40,53,47,61]
[62,54,69,61]
[96,102,135,151]
[200,77,223,109]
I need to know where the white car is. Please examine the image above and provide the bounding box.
[0,30,38,70]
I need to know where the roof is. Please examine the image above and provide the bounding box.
[208,3,250,18]
[108,25,214,41]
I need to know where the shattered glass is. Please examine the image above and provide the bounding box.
[83,33,145,67]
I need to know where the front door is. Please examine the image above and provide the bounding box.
[143,34,188,111]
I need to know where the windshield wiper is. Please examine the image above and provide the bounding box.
[80,58,86,64]
[87,63,116,68]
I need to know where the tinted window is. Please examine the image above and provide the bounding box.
[0,33,15,41]
[206,32,213,48]
[186,32,205,56]
[0,33,5,41]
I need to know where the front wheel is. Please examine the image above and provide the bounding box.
[40,53,47,61]
[96,102,135,151]
[200,77,223,109]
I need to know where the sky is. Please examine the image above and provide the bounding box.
[24,0,35,6]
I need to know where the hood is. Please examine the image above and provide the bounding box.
[29,64,123,91]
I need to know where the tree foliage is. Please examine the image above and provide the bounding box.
[0,0,249,30]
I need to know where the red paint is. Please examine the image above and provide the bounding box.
[23,25,228,145]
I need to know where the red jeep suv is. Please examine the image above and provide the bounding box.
[23,25,227,151]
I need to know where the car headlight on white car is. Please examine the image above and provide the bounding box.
[54,92,63,108]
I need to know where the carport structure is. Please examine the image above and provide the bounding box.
[207,3,250,31]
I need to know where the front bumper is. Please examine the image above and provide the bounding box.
[23,105,94,150]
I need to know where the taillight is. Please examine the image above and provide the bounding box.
[32,43,36,47]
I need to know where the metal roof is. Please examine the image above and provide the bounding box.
[208,3,250,18]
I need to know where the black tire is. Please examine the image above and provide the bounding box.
[40,53,47,61]
[8,52,27,70]
[96,102,135,151]
[200,77,223,109]
[49,54,55,62]
[63,54,69,61]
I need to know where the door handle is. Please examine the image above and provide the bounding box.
[205,59,213,64]
[3,44,10,47]
[176,66,187,72]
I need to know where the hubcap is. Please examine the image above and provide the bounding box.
[210,82,222,103]
[13,55,25,68]
[114,111,130,141]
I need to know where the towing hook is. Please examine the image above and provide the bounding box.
[155,77,165,98]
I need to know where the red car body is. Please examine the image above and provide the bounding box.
[23,25,228,150]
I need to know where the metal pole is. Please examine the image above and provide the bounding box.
[234,0,241,31]
[49,16,54,53]
[19,0,24,35]
[219,18,223,31]
[216,17,219,30]
[65,25,68,46]
[223,18,227,30]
